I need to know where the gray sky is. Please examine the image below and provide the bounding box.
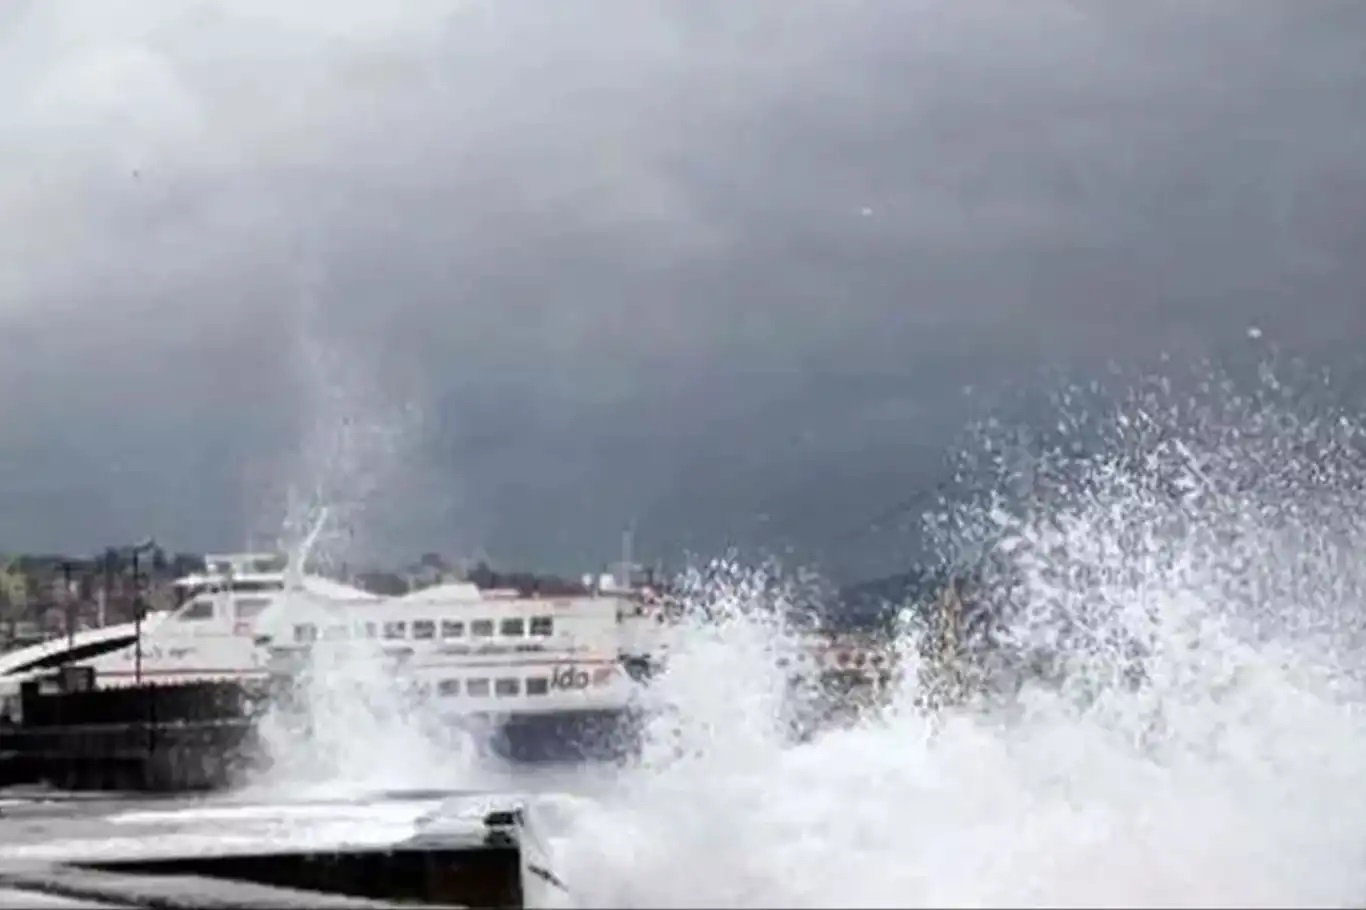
[2,1,1365,580]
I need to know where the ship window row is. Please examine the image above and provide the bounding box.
[179,579,285,603]
[177,594,279,621]
[292,615,554,645]
[435,675,553,698]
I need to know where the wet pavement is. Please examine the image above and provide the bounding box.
[0,786,541,908]
[0,788,443,863]
[0,886,126,908]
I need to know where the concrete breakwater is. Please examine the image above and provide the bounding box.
[1,680,262,792]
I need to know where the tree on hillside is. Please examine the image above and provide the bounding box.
[170,553,206,578]
[355,571,409,596]
[418,552,450,570]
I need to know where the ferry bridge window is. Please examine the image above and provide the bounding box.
[293,623,317,644]
[438,679,460,697]
[252,556,288,574]
[179,600,215,621]
[441,620,465,639]
[231,580,284,594]
[529,616,553,637]
[526,677,549,696]
[494,677,520,697]
[466,678,490,697]
[499,618,525,637]
[470,619,494,638]
[234,598,270,620]
[412,620,436,640]
[383,621,407,640]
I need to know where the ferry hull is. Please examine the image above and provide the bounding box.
[462,707,644,764]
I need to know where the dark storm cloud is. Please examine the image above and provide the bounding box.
[2,1,1365,577]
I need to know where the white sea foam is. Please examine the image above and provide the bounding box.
[250,365,1366,906]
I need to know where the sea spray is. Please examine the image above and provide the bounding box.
[246,625,484,797]
[627,557,815,772]
[550,368,1366,908]
[239,332,490,797]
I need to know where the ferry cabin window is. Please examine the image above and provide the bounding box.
[526,677,549,696]
[470,619,494,638]
[361,622,377,639]
[438,679,460,697]
[412,620,436,640]
[323,625,348,641]
[383,621,407,640]
[499,618,525,637]
[294,623,317,644]
[440,620,465,639]
[179,599,214,621]
[466,678,490,697]
[494,677,520,697]
[234,598,271,620]
[529,616,553,637]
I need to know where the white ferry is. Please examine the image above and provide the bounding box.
[0,540,670,759]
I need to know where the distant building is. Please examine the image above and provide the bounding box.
[0,561,27,613]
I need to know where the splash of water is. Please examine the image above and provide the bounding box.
[281,505,329,594]
[246,635,488,799]
[547,369,1366,908]
[241,330,492,798]
[273,327,426,567]
[240,507,474,797]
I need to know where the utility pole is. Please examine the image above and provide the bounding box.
[617,524,635,591]
[100,550,112,629]
[61,560,75,654]
[0,582,10,651]
[129,539,156,686]
[132,549,142,684]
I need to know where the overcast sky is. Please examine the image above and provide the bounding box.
[2,1,1365,580]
